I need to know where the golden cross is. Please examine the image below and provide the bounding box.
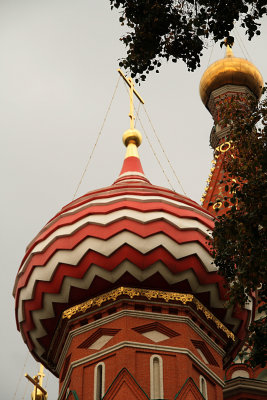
[118,69,144,130]
[25,363,48,400]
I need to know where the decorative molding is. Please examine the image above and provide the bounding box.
[199,375,208,399]
[175,377,205,400]
[55,309,226,374]
[62,287,235,341]
[150,354,164,399]
[58,341,225,400]
[60,353,71,383]
[133,321,179,339]
[78,328,120,349]
[225,363,253,380]
[102,367,149,400]
[223,377,267,398]
[94,362,105,400]
[207,85,255,117]
[191,340,219,367]
[210,126,231,149]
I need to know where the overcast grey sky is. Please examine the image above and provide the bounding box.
[1,1,266,398]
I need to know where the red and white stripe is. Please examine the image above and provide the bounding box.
[14,177,251,362]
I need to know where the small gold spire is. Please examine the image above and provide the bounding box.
[224,37,234,58]
[122,128,142,147]
[225,44,233,58]
[25,364,48,400]
[123,129,142,158]
[124,141,139,158]
[118,69,144,156]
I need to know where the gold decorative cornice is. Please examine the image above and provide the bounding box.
[62,287,235,341]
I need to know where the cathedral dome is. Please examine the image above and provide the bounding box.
[199,45,263,106]
[13,137,251,365]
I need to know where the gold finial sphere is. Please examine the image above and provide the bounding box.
[123,129,142,147]
[199,44,263,106]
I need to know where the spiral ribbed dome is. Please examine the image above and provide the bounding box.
[13,131,251,368]
[199,45,263,106]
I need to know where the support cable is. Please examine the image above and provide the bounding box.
[121,80,175,191]
[12,352,29,400]
[207,41,215,67]
[44,368,50,389]
[142,104,187,196]
[72,75,121,200]
[21,378,30,400]
[135,101,141,129]
[136,110,175,191]
[234,26,252,61]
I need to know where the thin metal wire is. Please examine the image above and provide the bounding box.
[233,28,247,59]
[72,75,121,200]
[136,111,175,191]
[44,368,49,391]
[142,104,187,195]
[135,101,141,129]
[207,41,215,67]
[12,352,29,400]
[21,378,30,400]
[121,80,175,191]
[234,26,252,61]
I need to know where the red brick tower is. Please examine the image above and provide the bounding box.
[14,73,253,400]
[199,44,263,216]
[199,44,267,399]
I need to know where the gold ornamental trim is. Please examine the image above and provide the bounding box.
[62,287,235,341]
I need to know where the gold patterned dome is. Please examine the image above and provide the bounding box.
[199,45,263,106]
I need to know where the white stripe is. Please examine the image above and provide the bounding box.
[18,209,212,277]
[15,194,213,288]
[18,232,216,320]
[117,171,145,178]
[114,179,149,184]
[20,260,240,357]
[57,194,213,222]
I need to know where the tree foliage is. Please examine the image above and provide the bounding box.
[211,90,267,367]
[110,0,267,80]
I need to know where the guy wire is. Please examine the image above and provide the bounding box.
[142,104,187,195]
[72,75,121,200]
[121,79,175,191]
[12,352,29,400]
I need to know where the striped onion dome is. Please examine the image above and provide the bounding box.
[14,128,251,367]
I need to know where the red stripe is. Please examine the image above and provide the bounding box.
[19,200,213,270]
[114,175,149,184]
[58,184,211,217]
[16,218,212,296]
[19,247,225,348]
[118,156,145,176]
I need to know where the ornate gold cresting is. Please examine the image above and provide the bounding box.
[62,287,235,341]
[25,364,48,400]
[118,69,144,159]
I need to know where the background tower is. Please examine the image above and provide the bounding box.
[199,42,263,216]
[199,42,267,399]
